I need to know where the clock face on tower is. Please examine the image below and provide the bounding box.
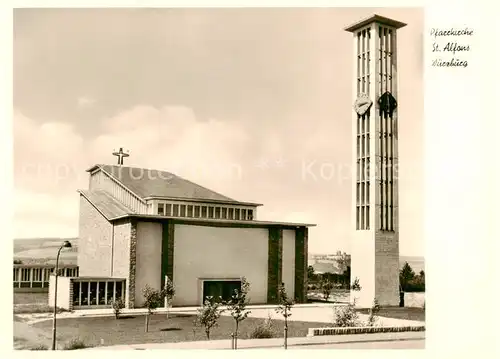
[353,93,373,116]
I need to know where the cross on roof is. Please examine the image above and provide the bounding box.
[112,148,130,166]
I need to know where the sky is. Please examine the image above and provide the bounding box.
[13,7,424,256]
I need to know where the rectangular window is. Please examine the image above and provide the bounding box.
[235,209,240,220]
[366,206,370,229]
[221,207,227,219]
[187,205,193,217]
[180,205,186,217]
[215,207,221,219]
[157,203,165,216]
[201,206,207,218]
[194,206,201,217]
[228,208,234,219]
[172,204,179,217]
[241,209,247,220]
[208,207,214,218]
[247,209,254,220]
[165,203,172,216]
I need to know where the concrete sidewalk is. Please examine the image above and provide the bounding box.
[90,331,425,350]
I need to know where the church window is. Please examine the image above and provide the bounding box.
[180,205,186,217]
[201,206,207,218]
[173,204,179,217]
[157,203,165,216]
[187,205,193,217]
[215,207,221,219]
[194,206,200,217]
[222,207,227,219]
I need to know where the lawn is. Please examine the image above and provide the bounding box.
[356,307,425,322]
[30,313,328,348]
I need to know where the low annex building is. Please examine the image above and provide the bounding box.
[69,163,313,309]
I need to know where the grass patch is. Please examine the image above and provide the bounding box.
[14,292,49,305]
[14,303,67,314]
[31,313,327,347]
[356,306,425,322]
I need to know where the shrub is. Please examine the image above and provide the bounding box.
[30,344,48,350]
[250,324,276,338]
[110,298,125,319]
[250,314,276,339]
[63,338,90,350]
[333,302,361,327]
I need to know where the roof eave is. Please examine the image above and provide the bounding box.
[108,213,316,227]
[344,14,407,32]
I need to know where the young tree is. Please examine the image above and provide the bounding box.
[194,297,224,340]
[142,284,166,332]
[275,283,294,349]
[226,277,251,350]
[320,278,334,301]
[164,277,175,319]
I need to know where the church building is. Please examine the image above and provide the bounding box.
[76,158,313,309]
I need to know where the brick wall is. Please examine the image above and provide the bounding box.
[77,195,113,277]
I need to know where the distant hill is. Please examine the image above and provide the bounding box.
[14,238,78,265]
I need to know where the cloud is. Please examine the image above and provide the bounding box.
[77,96,96,108]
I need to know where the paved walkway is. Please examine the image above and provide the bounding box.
[90,331,425,350]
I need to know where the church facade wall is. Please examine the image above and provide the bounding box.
[172,224,269,306]
[112,220,132,306]
[134,221,163,307]
[78,195,113,277]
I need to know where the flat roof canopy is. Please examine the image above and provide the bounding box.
[344,14,407,32]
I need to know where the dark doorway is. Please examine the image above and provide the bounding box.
[202,280,241,304]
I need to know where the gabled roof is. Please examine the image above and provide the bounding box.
[79,189,131,220]
[86,164,262,206]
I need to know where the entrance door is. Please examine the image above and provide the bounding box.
[202,280,242,304]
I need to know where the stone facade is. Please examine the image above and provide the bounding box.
[375,231,400,306]
[294,227,308,303]
[161,220,175,289]
[127,220,138,309]
[267,228,283,303]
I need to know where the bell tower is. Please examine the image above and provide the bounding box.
[345,15,406,307]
